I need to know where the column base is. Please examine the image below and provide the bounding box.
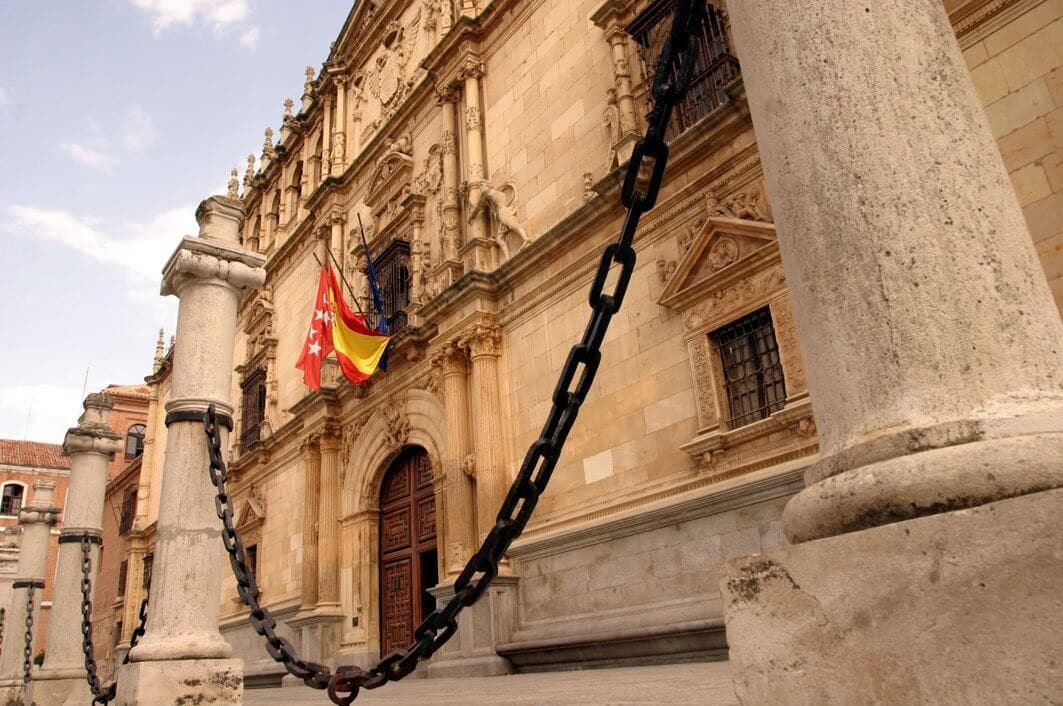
[722,487,1063,704]
[425,575,518,679]
[25,668,92,706]
[279,606,344,686]
[114,658,243,706]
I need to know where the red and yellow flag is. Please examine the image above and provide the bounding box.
[296,266,390,390]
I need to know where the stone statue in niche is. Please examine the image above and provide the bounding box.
[467,179,529,260]
[602,88,622,168]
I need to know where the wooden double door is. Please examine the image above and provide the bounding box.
[379,448,438,655]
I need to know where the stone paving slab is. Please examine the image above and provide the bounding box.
[243,662,737,705]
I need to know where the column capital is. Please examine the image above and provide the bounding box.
[431,339,470,376]
[161,237,267,297]
[19,481,60,525]
[63,392,122,457]
[434,84,461,105]
[300,434,321,456]
[460,324,502,359]
[589,0,636,30]
[456,57,486,81]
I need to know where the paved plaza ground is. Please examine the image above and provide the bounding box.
[243,662,737,705]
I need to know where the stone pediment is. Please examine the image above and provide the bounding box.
[659,217,777,310]
[234,489,266,532]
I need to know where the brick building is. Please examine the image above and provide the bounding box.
[106,0,1062,686]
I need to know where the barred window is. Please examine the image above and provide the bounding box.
[712,308,786,429]
[375,239,411,336]
[117,561,128,597]
[0,483,24,516]
[628,0,740,140]
[240,368,267,452]
[119,486,137,534]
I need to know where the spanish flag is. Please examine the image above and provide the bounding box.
[296,266,390,390]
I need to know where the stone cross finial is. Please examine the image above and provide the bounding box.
[244,154,256,187]
[227,166,240,200]
[283,98,294,118]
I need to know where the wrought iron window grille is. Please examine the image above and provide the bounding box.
[712,307,787,428]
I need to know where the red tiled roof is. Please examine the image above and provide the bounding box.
[0,439,70,470]
[102,384,151,400]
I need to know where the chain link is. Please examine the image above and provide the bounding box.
[206,1,705,701]
[78,537,150,704]
[23,585,35,684]
[1,606,6,653]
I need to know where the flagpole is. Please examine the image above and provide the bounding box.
[312,250,367,318]
[356,213,388,332]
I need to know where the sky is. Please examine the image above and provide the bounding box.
[0,0,353,444]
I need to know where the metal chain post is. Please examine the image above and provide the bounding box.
[22,585,35,684]
[77,536,149,705]
[205,1,707,702]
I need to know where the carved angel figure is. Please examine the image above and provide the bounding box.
[468,179,529,260]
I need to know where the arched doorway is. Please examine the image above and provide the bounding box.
[379,447,437,654]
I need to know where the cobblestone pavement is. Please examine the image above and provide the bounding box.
[243,662,737,705]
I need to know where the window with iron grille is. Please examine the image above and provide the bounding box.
[142,553,154,590]
[240,368,267,452]
[247,544,259,583]
[711,308,786,429]
[117,560,128,597]
[374,239,410,335]
[119,485,137,534]
[628,0,739,141]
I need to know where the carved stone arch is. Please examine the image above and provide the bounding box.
[342,388,446,518]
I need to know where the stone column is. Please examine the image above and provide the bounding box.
[431,341,477,576]
[322,94,334,177]
[721,2,1063,702]
[404,193,428,318]
[333,77,347,173]
[604,25,640,163]
[0,481,59,702]
[28,394,122,706]
[458,59,492,271]
[317,428,341,607]
[300,436,321,610]
[115,195,266,705]
[329,210,346,276]
[436,86,464,286]
[462,324,509,548]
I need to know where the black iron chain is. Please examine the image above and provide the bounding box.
[22,585,35,684]
[205,1,705,701]
[1,606,5,653]
[78,537,149,704]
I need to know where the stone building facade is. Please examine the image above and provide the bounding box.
[0,440,70,656]
[103,0,1062,685]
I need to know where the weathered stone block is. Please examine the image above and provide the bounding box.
[722,488,1063,705]
[115,658,243,705]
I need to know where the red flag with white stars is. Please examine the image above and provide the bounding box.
[295,267,335,392]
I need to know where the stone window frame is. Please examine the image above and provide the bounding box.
[118,485,137,535]
[124,424,146,460]
[0,481,26,517]
[709,306,787,429]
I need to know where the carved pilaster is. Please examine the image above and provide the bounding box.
[436,86,464,286]
[318,426,341,606]
[300,435,321,609]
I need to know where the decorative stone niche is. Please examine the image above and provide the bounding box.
[658,214,816,481]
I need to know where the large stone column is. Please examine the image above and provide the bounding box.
[28,394,122,706]
[721,2,1063,702]
[299,436,320,610]
[115,195,266,705]
[317,428,341,607]
[431,341,477,577]
[0,481,59,702]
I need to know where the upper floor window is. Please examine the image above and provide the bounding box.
[142,553,154,590]
[119,485,137,534]
[629,0,739,140]
[240,368,268,453]
[0,483,25,516]
[117,560,129,597]
[125,425,146,460]
[711,308,786,429]
[375,239,411,336]
[247,544,259,583]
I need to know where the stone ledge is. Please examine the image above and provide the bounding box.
[722,487,1063,704]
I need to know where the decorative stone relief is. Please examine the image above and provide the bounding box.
[465,106,482,132]
[382,397,410,452]
[680,263,786,331]
[770,297,808,394]
[582,173,598,203]
[415,143,444,195]
[707,237,739,271]
[688,336,719,431]
[462,323,502,358]
[462,454,476,478]
[467,179,529,260]
[656,258,677,283]
[363,9,422,140]
[706,188,771,222]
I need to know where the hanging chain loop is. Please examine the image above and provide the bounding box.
[22,585,36,684]
[205,1,705,701]
[78,536,149,704]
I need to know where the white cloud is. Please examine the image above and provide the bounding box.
[59,143,118,174]
[2,203,196,282]
[239,25,260,48]
[122,106,156,152]
[130,0,251,33]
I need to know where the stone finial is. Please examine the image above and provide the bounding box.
[283,98,294,118]
[154,328,165,371]
[244,154,256,187]
[170,335,176,350]
[227,165,240,200]
[304,65,316,93]
[79,392,115,427]
[262,127,275,160]
[28,480,57,508]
